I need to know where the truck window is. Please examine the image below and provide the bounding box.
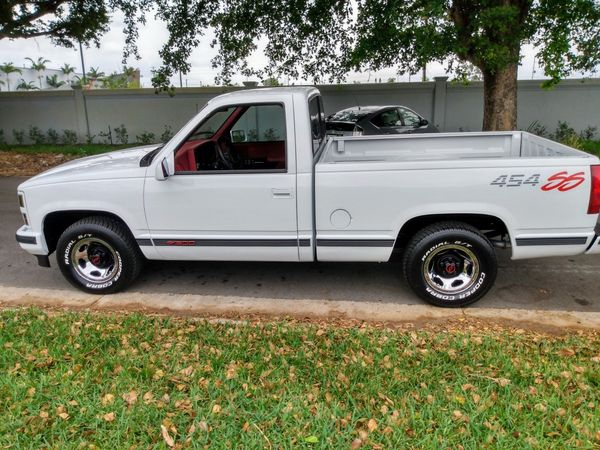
[309,95,326,154]
[174,103,287,173]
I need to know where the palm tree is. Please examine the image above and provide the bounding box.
[25,57,50,89]
[0,62,22,91]
[86,66,105,84]
[46,74,66,89]
[16,79,39,91]
[0,79,4,91]
[60,63,76,82]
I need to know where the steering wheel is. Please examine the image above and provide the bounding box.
[214,136,240,170]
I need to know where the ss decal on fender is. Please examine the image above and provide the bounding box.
[541,171,585,192]
[490,171,585,192]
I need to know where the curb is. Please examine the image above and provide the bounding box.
[1,284,599,330]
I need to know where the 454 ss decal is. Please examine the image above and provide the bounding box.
[490,171,585,191]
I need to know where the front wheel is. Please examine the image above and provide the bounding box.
[56,216,143,294]
[402,222,498,307]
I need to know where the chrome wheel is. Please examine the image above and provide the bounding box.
[70,237,119,284]
[423,244,480,294]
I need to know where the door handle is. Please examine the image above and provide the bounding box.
[271,188,293,199]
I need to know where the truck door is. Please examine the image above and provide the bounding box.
[143,101,300,261]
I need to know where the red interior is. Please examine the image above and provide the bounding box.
[174,105,286,172]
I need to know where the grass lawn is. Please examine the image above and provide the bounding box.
[1,308,599,448]
[0,144,131,157]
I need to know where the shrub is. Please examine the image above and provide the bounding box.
[29,126,45,144]
[97,127,113,145]
[62,130,78,145]
[526,120,548,138]
[13,129,25,145]
[46,128,60,144]
[580,126,598,141]
[0,130,5,146]
[160,125,174,143]
[553,121,577,142]
[136,131,157,145]
[114,125,128,144]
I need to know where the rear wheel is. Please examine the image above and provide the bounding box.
[56,216,142,294]
[402,222,497,307]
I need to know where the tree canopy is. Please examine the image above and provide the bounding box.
[2,0,600,129]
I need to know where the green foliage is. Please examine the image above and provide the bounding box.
[62,130,78,145]
[16,79,38,91]
[12,129,25,145]
[45,74,66,89]
[0,129,5,146]
[136,131,157,145]
[114,125,128,145]
[262,77,281,86]
[28,126,45,145]
[97,127,113,145]
[46,128,60,144]
[160,125,174,143]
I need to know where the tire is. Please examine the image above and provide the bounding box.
[56,216,143,294]
[402,221,497,307]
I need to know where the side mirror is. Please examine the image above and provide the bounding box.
[230,129,246,143]
[419,118,429,127]
[155,157,170,181]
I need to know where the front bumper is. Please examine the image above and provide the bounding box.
[16,225,48,258]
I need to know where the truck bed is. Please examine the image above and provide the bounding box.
[314,131,599,263]
[319,131,589,163]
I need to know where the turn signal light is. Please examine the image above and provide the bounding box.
[588,165,600,214]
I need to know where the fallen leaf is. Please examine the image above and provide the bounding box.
[351,438,363,448]
[58,412,69,420]
[101,393,115,406]
[39,411,49,419]
[452,410,463,420]
[180,366,194,377]
[102,412,115,422]
[161,424,175,447]
[143,392,154,404]
[122,390,138,406]
[212,404,221,414]
[304,435,319,443]
[367,418,378,432]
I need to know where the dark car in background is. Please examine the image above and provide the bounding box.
[326,105,438,136]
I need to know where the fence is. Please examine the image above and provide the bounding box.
[1,77,599,144]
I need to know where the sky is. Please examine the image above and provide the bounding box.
[0,10,585,88]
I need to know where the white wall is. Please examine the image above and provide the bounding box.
[1,78,599,144]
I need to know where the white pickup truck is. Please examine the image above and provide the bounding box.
[16,87,600,307]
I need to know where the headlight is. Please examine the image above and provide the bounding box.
[18,192,25,208]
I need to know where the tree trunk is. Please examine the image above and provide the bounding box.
[482,62,518,131]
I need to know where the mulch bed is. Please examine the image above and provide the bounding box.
[0,152,77,177]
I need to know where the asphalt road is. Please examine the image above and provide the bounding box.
[2,176,599,312]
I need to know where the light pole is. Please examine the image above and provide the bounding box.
[78,40,91,143]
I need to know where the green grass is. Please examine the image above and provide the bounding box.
[1,308,599,448]
[0,144,131,157]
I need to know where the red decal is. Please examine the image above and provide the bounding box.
[166,240,195,246]
[541,171,585,192]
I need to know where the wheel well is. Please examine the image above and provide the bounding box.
[43,210,131,255]
[394,214,509,250]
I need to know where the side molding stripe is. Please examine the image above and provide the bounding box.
[317,239,395,247]
[150,238,310,247]
[515,237,587,246]
[136,239,153,246]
